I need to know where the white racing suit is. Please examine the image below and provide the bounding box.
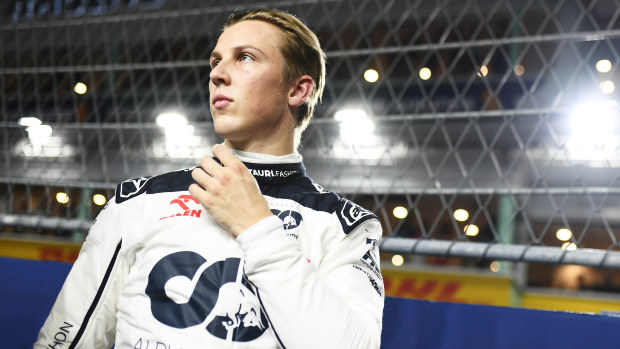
[35,150,384,348]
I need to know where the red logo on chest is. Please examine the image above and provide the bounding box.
[159,194,203,221]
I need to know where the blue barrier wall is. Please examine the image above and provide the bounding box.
[2,257,616,349]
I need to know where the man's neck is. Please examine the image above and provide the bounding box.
[224,137,295,156]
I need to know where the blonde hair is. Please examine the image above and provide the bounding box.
[224,9,326,136]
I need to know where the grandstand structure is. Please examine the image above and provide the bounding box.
[3,0,620,294]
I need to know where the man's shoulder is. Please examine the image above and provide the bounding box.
[277,175,378,234]
[115,167,196,204]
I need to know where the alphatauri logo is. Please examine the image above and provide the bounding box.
[159,194,203,221]
[145,252,268,342]
[271,209,303,230]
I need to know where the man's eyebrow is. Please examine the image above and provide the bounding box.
[209,44,266,60]
[233,44,264,54]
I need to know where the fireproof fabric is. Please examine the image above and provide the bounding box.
[34,149,384,349]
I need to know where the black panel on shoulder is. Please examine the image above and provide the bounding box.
[259,173,377,234]
[335,198,377,234]
[146,168,196,195]
[115,168,196,203]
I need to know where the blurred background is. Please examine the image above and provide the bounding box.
[3,0,620,312]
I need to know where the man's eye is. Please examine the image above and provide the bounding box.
[240,54,253,62]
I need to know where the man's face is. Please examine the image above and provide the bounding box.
[209,20,292,147]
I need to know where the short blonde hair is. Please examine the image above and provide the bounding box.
[224,9,326,135]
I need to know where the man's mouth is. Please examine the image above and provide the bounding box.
[212,94,232,109]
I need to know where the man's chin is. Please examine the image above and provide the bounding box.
[213,124,243,142]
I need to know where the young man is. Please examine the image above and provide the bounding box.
[35,9,384,348]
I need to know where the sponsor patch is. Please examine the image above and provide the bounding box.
[116,176,152,203]
[361,237,383,280]
[353,265,383,297]
[146,253,268,341]
[271,209,303,230]
[159,194,203,221]
[337,199,375,233]
[248,169,298,178]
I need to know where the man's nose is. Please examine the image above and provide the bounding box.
[209,61,229,85]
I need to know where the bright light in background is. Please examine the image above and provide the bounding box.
[18,117,42,126]
[477,65,488,77]
[393,206,408,219]
[490,261,501,272]
[26,124,53,138]
[364,69,379,83]
[600,80,615,94]
[465,224,479,237]
[169,124,195,137]
[454,209,469,222]
[74,82,87,94]
[154,111,201,158]
[331,107,409,161]
[514,64,525,76]
[392,254,404,266]
[570,102,616,137]
[16,116,74,157]
[334,108,367,122]
[156,111,188,128]
[596,59,612,73]
[18,136,74,157]
[93,194,107,206]
[335,108,375,144]
[56,192,69,204]
[331,134,409,161]
[19,116,52,138]
[562,242,578,250]
[419,67,431,80]
[556,228,572,241]
[567,102,617,159]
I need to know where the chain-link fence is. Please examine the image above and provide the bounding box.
[3,0,620,271]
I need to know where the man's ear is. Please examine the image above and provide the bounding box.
[288,75,314,107]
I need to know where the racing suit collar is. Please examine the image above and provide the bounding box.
[217,147,306,186]
[227,147,302,164]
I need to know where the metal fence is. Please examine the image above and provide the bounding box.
[2,0,620,268]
